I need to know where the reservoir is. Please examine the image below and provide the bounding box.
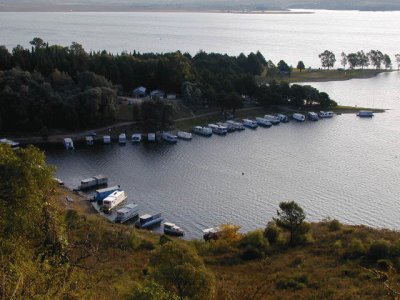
[46,72,400,239]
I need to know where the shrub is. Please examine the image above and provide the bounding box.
[345,239,366,259]
[140,239,156,251]
[264,222,280,245]
[390,240,400,257]
[130,281,179,300]
[367,240,390,261]
[130,230,141,250]
[377,259,391,271]
[241,229,268,250]
[276,274,309,290]
[328,219,342,231]
[241,246,264,260]
[159,234,172,245]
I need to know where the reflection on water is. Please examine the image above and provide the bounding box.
[46,73,400,239]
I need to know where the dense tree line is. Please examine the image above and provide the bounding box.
[319,49,395,70]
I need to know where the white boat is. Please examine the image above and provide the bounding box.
[226,120,245,131]
[161,132,178,143]
[131,133,142,143]
[85,136,94,146]
[319,111,334,118]
[264,115,281,125]
[63,138,74,150]
[202,227,221,241]
[103,135,111,144]
[0,138,20,150]
[164,222,185,236]
[276,114,289,123]
[80,175,108,190]
[192,126,213,136]
[208,124,228,135]
[308,112,319,121]
[115,203,139,223]
[135,213,163,229]
[102,190,128,212]
[256,117,272,127]
[54,178,64,185]
[292,113,306,122]
[177,131,193,140]
[357,110,374,118]
[218,122,235,132]
[148,133,156,142]
[242,119,258,129]
[94,185,120,202]
[119,133,126,144]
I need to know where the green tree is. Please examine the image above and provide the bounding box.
[368,50,384,69]
[340,52,348,69]
[274,201,309,246]
[130,281,179,300]
[277,60,291,75]
[150,242,216,300]
[29,37,46,49]
[357,50,369,69]
[264,221,280,244]
[395,54,400,71]
[318,50,336,69]
[383,54,392,69]
[296,61,305,72]
[347,53,359,69]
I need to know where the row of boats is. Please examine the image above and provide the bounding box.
[84,181,184,236]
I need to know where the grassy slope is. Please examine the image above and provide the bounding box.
[60,187,399,299]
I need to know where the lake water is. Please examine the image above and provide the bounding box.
[45,71,400,239]
[1,10,400,67]
[2,9,399,238]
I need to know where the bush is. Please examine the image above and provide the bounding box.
[276,274,309,290]
[139,239,156,251]
[264,221,280,244]
[130,281,179,300]
[328,219,342,231]
[240,229,268,250]
[345,239,366,259]
[241,246,264,260]
[159,234,172,245]
[377,259,391,271]
[130,230,141,250]
[390,240,400,257]
[367,240,390,261]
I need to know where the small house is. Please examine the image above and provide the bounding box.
[132,86,147,98]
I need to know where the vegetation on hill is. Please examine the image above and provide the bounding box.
[0,39,337,134]
[1,143,400,299]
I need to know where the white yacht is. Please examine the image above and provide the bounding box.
[319,111,334,118]
[208,124,228,135]
[192,126,213,136]
[256,117,272,127]
[85,136,94,146]
[103,135,111,144]
[161,132,178,143]
[131,133,142,143]
[308,112,319,121]
[226,120,245,131]
[63,138,74,150]
[115,203,139,223]
[164,222,185,236]
[177,131,193,140]
[202,227,221,241]
[148,133,156,142]
[264,115,281,125]
[242,119,258,129]
[276,114,289,123]
[102,190,128,212]
[292,113,306,122]
[119,133,126,144]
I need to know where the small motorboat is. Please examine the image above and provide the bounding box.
[164,222,185,236]
[177,131,193,140]
[131,133,142,143]
[135,213,163,229]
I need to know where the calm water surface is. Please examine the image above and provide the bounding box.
[46,72,400,239]
[1,10,400,66]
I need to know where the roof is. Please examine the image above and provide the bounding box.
[96,185,120,193]
[164,222,176,227]
[140,214,152,220]
[93,174,107,180]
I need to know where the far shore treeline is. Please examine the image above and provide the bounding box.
[0,38,340,133]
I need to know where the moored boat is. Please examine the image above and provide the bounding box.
[102,190,128,212]
[115,203,139,223]
[85,136,94,146]
[203,227,221,241]
[319,111,334,118]
[0,138,20,150]
[164,222,185,236]
[276,114,289,123]
[161,132,178,143]
[103,135,111,144]
[308,112,319,121]
[208,124,228,135]
[292,113,306,122]
[80,174,108,190]
[256,117,272,127]
[135,213,163,229]
[177,131,193,140]
[94,185,120,203]
[131,133,142,143]
[264,115,281,125]
[242,119,258,129]
[148,133,156,142]
[218,122,235,132]
[226,120,245,130]
[357,110,374,117]
[63,138,74,150]
[119,133,126,144]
